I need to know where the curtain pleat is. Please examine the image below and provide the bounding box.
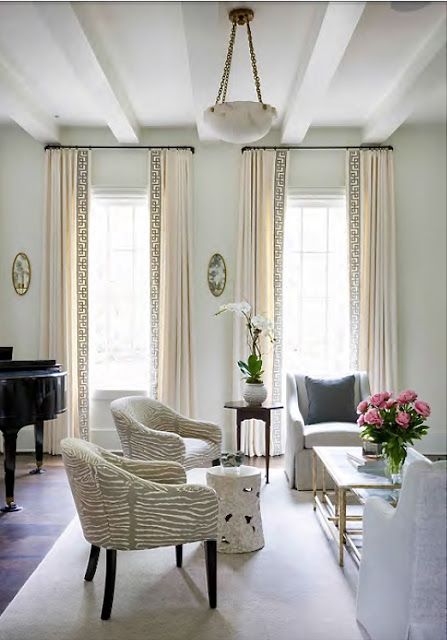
[149,149,195,416]
[347,148,397,393]
[233,149,288,456]
[40,148,90,453]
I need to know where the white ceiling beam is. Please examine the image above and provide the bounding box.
[282,2,366,144]
[0,54,59,143]
[181,2,222,141]
[362,17,446,143]
[36,1,139,143]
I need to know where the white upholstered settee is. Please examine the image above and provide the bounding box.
[357,459,447,640]
[284,371,370,490]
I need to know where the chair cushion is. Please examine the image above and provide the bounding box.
[303,422,362,448]
[305,375,357,424]
[183,438,221,470]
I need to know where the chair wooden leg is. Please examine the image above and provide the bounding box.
[101,549,117,620]
[84,545,100,581]
[204,540,217,609]
[175,544,183,568]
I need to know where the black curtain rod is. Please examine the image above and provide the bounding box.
[241,145,393,152]
[44,144,195,153]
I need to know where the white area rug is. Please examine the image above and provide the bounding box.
[0,469,365,640]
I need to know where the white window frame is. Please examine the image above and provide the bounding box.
[283,187,349,376]
[89,187,150,399]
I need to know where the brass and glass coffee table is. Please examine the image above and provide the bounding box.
[312,446,401,567]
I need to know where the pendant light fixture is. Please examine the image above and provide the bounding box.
[204,7,277,144]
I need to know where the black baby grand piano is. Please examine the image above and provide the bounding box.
[0,357,67,512]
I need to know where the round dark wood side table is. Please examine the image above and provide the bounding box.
[224,402,283,484]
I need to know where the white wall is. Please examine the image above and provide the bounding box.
[0,123,445,453]
[0,124,45,449]
[0,124,44,356]
[390,124,447,453]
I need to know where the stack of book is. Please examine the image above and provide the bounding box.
[347,451,386,475]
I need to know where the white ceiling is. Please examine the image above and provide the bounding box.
[0,1,445,143]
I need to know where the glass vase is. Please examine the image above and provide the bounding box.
[384,445,407,484]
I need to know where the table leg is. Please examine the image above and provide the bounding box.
[312,450,317,510]
[338,488,346,567]
[236,414,242,452]
[265,416,270,484]
[30,419,45,475]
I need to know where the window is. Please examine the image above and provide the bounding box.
[283,190,349,376]
[89,190,150,392]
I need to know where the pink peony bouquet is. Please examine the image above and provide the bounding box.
[357,389,431,478]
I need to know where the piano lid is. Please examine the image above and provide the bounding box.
[0,360,57,371]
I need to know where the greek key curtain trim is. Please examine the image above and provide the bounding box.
[347,149,361,371]
[150,150,162,400]
[272,150,288,456]
[76,149,89,439]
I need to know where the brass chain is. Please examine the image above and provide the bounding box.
[215,22,237,105]
[214,15,264,106]
[246,21,263,105]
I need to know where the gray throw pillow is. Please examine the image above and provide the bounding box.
[305,375,357,425]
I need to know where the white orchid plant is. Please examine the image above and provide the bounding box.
[215,302,274,384]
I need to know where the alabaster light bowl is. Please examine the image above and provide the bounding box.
[204,101,277,143]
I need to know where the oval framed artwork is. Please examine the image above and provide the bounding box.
[207,253,226,297]
[12,252,31,296]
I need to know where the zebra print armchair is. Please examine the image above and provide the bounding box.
[61,438,218,620]
[110,397,222,470]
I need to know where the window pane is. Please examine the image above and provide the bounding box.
[328,206,346,253]
[301,298,326,345]
[284,205,301,252]
[283,194,349,379]
[302,208,327,252]
[327,252,348,295]
[89,195,150,392]
[110,206,133,249]
[302,253,326,298]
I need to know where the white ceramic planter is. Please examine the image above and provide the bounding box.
[242,382,267,406]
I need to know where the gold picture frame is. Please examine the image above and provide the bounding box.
[12,252,31,296]
[207,253,226,297]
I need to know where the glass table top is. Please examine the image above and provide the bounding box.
[313,446,416,489]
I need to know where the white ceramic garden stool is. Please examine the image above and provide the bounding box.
[206,466,264,553]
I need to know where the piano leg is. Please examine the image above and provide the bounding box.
[29,419,45,475]
[1,432,22,512]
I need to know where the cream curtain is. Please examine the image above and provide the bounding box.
[233,149,288,456]
[40,148,90,453]
[347,148,397,393]
[149,149,195,416]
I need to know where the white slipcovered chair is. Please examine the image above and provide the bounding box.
[110,397,222,470]
[357,459,447,640]
[61,438,218,620]
[284,371,370,490]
